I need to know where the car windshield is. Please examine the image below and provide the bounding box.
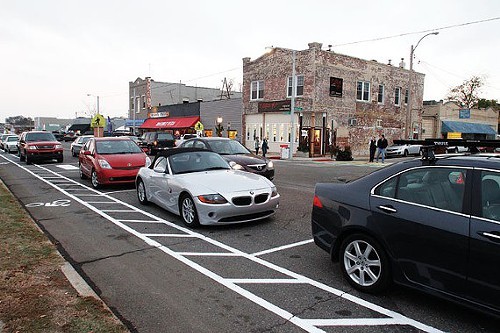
[208,140,250,155]
[26,132,57,142]
[7,136,18,142]
[169,151,230,175]
[95,140,143,154]
[157,133,174,140]
[81,137,91,144]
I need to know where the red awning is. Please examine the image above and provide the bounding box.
[140,116,200,129]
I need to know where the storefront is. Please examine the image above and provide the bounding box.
[441,120,497,140]
[140,116,200,137]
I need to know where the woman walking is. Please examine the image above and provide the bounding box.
[262,138,269,157]
[254,137,260,155]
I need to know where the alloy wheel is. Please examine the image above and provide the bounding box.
[343,240,381,287]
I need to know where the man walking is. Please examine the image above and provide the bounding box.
[261,138,269,157]
[376,134,388,163]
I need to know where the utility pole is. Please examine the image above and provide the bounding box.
[133,88,136,136]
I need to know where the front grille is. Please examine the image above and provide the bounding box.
[254,194,268,204]
[247,164,266,171]
[109,176,136,182]
[36,145,54,149]
[114,166,141,170]
[232,196,252,206]
[218,210,275,223]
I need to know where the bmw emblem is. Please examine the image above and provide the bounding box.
[250,191,254,195]
[257,165,262,170]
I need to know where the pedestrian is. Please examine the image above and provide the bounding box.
[376,134,388,163]
[369,136,377,162]
[261,137,269,157]
[254,137,260,155]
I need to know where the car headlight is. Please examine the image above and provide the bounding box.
[267,160,274,169]
[28,146,37,150]
[229,161,244,170]
[271,186,278,197]
[55,144,62,149]
[98,159,112,169]
[145,156,152,168]
[197,194,228,204]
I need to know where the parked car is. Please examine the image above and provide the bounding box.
[446,146,469,153]
[175,133,200,147]
[18,131,64,164]
[70,135,93,157]
[136,148,279,227]
[140,131,176,155]
[177,137,274,180]
[79,137,150,189]
[312,148,500,317]
[385,143,422,158]
[52,131,64,141]
[3,135,19,153]
[63,131,77,142]
[0,133,12,150]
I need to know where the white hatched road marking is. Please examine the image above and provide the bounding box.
[0,154,445,333]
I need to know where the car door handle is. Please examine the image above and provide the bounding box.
[479,232,500,242]
[377,205,397,213]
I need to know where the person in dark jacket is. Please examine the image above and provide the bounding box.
[261,138,269,157]
[369,136,377,162]
[376,134,388,163]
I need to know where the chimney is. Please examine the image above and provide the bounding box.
[308,42,323,50]
[388,59,392,66]
[399,58,405,69]
[242,57,251,65]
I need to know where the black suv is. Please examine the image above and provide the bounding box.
[141,131,175,155]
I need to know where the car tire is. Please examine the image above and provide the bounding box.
[72,149,76,157]
[91,170,100,189]
[19,150,25,162]
[26,155,32,165]
[79,164,87,179]
[339,234,391,293]
[137,179,148,205]
[454,148,459,153]
[403,150,408,157]
[179,194,200,228]
[57,156,63,163]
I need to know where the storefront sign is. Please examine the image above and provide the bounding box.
[258,100,291,113]
[447,132,462,139]
[459,109,470,119]
[150,112,170,118]
[329,77,343,97]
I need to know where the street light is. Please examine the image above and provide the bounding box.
[266,46,296,160]
[406,32,439,138]
[87,94,100,115]
[215,116,224,137]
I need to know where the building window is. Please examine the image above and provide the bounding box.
[130,98,134,111]
[330,77,343,97]
[141,95,146,109]
[376,119,382,128]
[356,81,370,102]
[251,80,264,100]
[404,89,409,104]
[377,85,384,104]
[395,87,401,106]
[287,75,304,97]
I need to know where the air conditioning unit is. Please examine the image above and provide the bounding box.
[348,118,357,126]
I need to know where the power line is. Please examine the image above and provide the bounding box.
[332,17,500,47]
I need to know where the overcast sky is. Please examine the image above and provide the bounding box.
[1,0,499,121]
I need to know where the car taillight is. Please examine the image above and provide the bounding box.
[313,195,323,208]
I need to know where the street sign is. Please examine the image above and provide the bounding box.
[91,114,106,128]
[294,107,303,111]
[194,121,204,131]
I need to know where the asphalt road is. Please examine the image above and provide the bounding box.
[0,143,498,333]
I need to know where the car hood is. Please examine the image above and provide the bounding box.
[28,141,60,146]
[176,170,273,194]
[222,154,267,165]
[99,153,147,168]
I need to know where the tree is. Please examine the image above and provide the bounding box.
[477,98,499,110]
[446,76,484,108]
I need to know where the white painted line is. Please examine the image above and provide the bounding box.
[72,194,105,197]
[85,201,119,204]
[2,156,444,333]
[177,252,241,256]
[103,189,136,195]
[252,239,314,256]
[118,219,162,223]
[227,279,306,284]
[302,318,406,326]
[143,234,196,238]
[56,165,79,170]
[101,209,137,213]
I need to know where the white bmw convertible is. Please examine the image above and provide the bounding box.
[135,148,280,227]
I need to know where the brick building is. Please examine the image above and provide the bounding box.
[242,42,425,156]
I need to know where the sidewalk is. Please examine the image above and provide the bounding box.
[265,152,393,165]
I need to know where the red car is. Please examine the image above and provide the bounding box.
[18,131,64,164]
[79,137,150,189]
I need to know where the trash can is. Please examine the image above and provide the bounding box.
[280,144,290,159]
